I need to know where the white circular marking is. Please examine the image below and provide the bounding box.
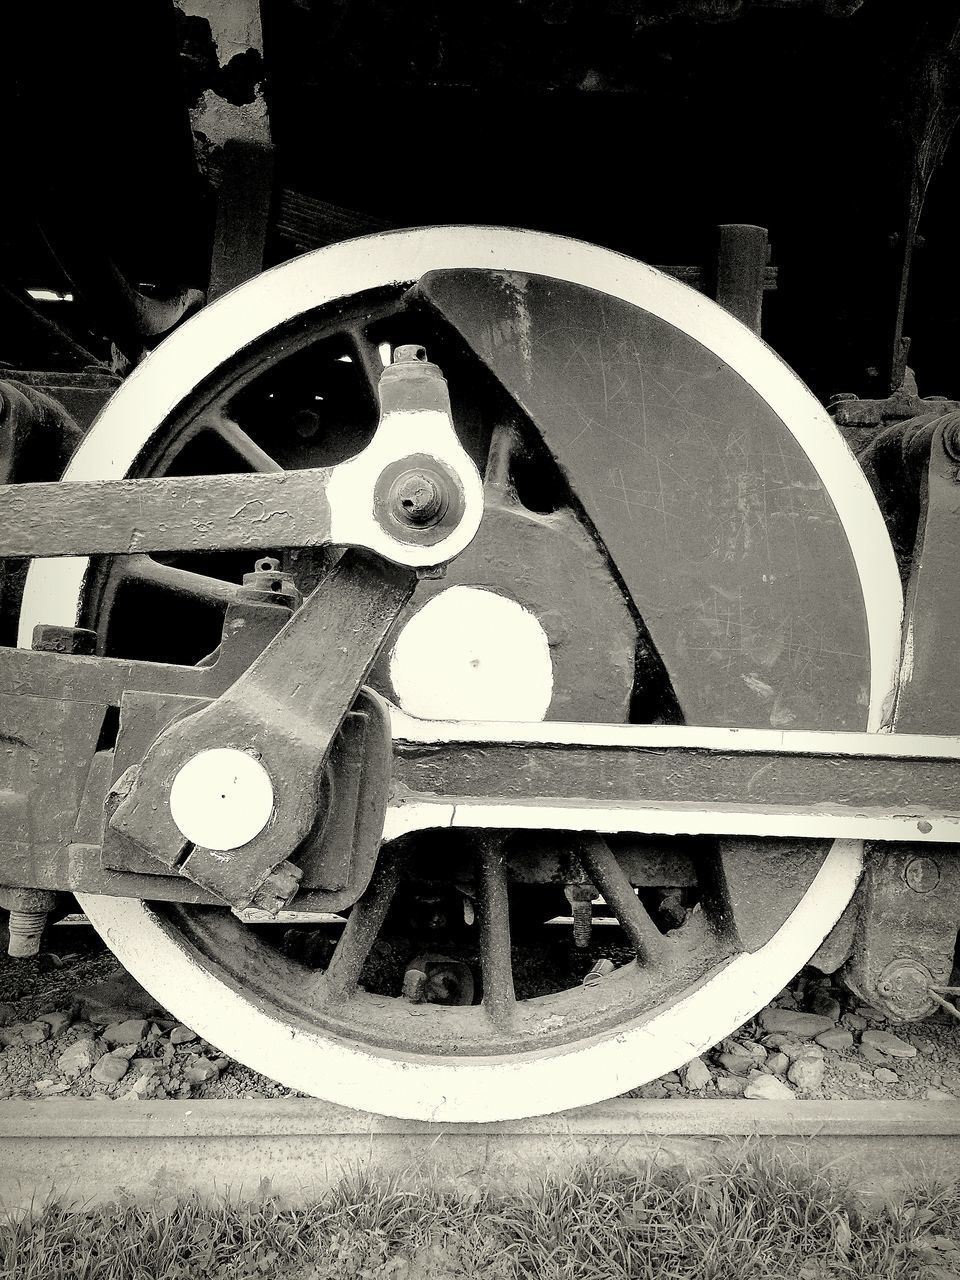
[169,749,274,851]
[390,586,553,721]
[19,227,903,1121]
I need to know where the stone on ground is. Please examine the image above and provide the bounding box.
[72,972,168,1025]
[169,1025,198,1045]
[91,1053,130,1086]
[806,990,842,1021]
[717,1050,754,1076]
[859,1044,889,1066]
[743,1075,795,1100]
[0,1021,49,1047]
[873,1068,899,1084]
[856,1006,888,1025]
[34,1079,70,1097]
[102,1018,149,1047]
[716,1077,744,1096]
[36,1011,72,1036]
[788,1055,825,1092]
[841,1012,868,1032]
[759,1009,835,1038]
[184,1055,221,1084]
[815,1028,854,1052]
[57,1038,99,1077]
[117,1072,158,1101]
[861,1029,918,1059]
[772,1038,825,1064]
[681,1057,712,1091]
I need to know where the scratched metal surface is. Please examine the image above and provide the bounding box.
[421,270,872,733]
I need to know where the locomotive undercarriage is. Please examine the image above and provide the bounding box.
[1,225,959,1122]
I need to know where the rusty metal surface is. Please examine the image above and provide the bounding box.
[843,413,960,1017]
[845,845,960,1021]
[0,466,340,557]
[831,372,960,431]
[891,413,960,734]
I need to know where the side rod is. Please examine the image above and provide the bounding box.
[384,707,960,845]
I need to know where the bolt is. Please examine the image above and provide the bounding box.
[904,856,940,893]
[402,966,428,1003]
[6,910,48,958]
[391,470,445,526]
[564,883,595,949]
[240,557,301,609]
[393,344,428,364]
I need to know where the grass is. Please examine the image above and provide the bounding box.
[3,1150,960,1280]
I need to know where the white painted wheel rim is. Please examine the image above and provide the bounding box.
[19,227,903,1121]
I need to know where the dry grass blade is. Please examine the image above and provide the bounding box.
[2,1151,958,1280]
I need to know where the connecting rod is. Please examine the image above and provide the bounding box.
[0,346,483,570]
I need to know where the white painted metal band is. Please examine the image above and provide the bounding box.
[388,707,960,759]
[382,799,960,846]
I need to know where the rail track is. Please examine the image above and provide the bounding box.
[2,1098,959,1213]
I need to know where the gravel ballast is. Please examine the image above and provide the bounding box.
[2,922,959,1104]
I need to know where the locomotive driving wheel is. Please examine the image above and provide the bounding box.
[17,228,902,1121]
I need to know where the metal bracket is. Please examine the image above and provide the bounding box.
[108,550,415,911]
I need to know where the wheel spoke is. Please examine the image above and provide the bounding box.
[477,837,516,1024]
[346,326,391,401]
[317,849,404,1005]
[120,554,241,607]
[578,834,669,965]
[204,412,283,473]
[483,422,523,498]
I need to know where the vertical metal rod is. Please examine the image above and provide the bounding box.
[477,839,516,1024]
[483,422,523,497]
[346,326,390,401]
[320,851,404,1004]
[207,137,274,303]
[578,834,668,965]
[715,224,768,335]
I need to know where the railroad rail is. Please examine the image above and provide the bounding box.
[2,1100,958,1212]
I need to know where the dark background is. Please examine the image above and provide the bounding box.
[1,0,957,404]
